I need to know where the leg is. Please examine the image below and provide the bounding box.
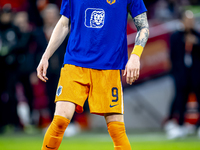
[193,83,200,128]
[104,113,131,150]
[168,95,178,120]
[178,87,190,126]
[42,101,76,150]
[54,101,76,119]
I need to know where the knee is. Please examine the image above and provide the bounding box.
[104,113,124,124]
[107,122,126,145]
[51,115,70,132]
[54,101,76,120]
[107,122,131,150]
[107,122,125,134]
[54,111,72,121]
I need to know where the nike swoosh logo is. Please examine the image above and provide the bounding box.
[46,145,56,149]
[110,104,118,108]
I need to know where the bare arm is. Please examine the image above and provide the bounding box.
[124,12,149,85]
[43,15,70,59]
[37,15,70,82]
[134,12,149,47]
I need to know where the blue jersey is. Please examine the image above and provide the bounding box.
[60,0,147,70]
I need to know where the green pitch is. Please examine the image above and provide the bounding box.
[0,132,199,150]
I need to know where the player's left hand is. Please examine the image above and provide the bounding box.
[123,54,140,85]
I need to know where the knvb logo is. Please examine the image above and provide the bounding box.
[56,86,63,96]
[107,0,116,5]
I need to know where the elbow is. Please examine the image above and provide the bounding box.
[60,16,70,31]
[146,23,150,36]
[141,27,149,37]
[61,21,69,30]
[61,22,69,34]
[144,24,149,35]
[146,27,150,38]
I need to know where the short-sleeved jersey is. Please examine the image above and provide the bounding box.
[60,0,147,70]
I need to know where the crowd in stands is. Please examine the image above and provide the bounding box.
[0,0,66,133]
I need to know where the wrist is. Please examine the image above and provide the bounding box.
[42,52,51,60]
[131,45,144,58]
[42,54,50,60]
[130,53,140,59]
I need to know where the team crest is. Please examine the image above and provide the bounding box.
[85,8,105,28]
[56,86,63,96]
[107,0,116,5]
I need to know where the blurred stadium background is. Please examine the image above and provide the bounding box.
[0,0,200,149]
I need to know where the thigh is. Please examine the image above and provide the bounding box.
[54,101,76,120]
[88,69,123,115]
[55,64,90,113]
[104,113,124,124]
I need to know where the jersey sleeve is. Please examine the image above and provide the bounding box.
[128,0,147,18]
[60,0,70,18]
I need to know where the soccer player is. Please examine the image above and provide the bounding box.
[37,0,149,149]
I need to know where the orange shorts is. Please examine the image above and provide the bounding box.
[55,64,124,115]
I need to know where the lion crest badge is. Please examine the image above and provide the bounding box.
[107,0,116,5]
[85,8,105,28]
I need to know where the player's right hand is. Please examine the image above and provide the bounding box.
[37,57,49,82]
